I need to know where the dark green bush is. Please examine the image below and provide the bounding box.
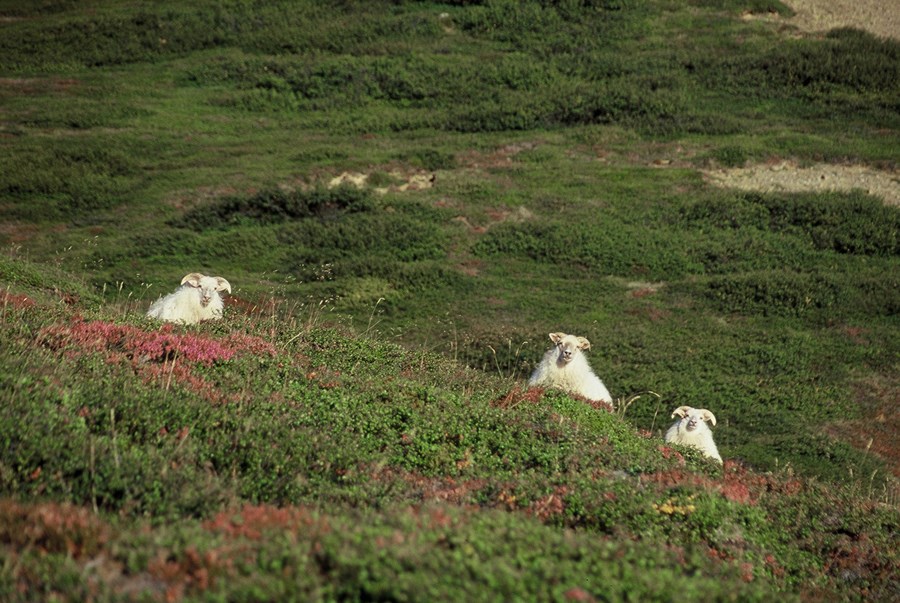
[277,211,446,266]
[172,186,374,230]
[394,148,457,171]
[474,220,699,279]
[0,142,138,221]
[706,29,900,99]
[759,192,899,256]
[702,270,843,317]
[680,191,900,256]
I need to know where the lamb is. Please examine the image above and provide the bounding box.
[528,332,612,403]
[664,406,722,463]
[146,273,232,325]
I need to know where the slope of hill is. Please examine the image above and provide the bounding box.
[1,0,898,600]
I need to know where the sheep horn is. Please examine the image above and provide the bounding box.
[181,273,204,288]
[214,277,232,294]
[671,405,692,419]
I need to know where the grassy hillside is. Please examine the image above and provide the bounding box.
[1,0,898,600]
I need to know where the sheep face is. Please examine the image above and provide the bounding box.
[181,273,231,308]
[549,332,590,366]
[666,405,722,463]
[671,406,716,432]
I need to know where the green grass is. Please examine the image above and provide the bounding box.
[1,0,898,600]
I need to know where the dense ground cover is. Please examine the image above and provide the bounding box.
[1,0,897,600]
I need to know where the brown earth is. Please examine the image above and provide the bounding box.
[709,1,900,207]
[772,0,899,41]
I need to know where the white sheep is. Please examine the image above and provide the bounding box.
[664,406,722,463]
[146,272,232,325]
[528,332,612,403]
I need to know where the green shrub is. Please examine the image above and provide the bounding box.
[0,141,139,221]
[701,270,843,317]
[706,29,900,99]
[473,220,700,279]
[172,186,374,231]
[394,148,457,171]
[680,191,900,256]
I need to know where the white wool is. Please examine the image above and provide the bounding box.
[146,272,231,325]
[664,406,722,463]
[528,332,612,403]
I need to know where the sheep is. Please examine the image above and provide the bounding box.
[528,332,612,403]
[664,406,722,463]
[146,272,231,325]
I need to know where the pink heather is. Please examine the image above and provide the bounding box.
[39,320,276,366]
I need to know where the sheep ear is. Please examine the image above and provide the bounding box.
[576,337,591,350]
[214,277,232,294]
[671,406,691,419]
[549,332,566,344]
[701,410,717,426]
[181,273,204,288]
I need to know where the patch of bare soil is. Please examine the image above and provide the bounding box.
[746,0,900,41]
[702,161,900,206]
[328,170,435,195]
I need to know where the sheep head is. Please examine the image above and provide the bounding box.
[549,332,591,365]
[671,406,717,431]
[181,273,232,308]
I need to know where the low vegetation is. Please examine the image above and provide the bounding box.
[1,0,897,600]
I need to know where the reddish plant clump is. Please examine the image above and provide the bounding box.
[764,554,786,579]
[0,499,110,558]
[204,504,324,541]
[0,290,35,309]
[657,445,686,465]
[492,385,545,409]
[563,587,597,602]
[147,546,225,601]
[528,486,569,521]
[720,481,753,504]
[37,319,278,403]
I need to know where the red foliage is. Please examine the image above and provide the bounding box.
[764,554,786,579]
[720,481,753,504]
[657,445,686,465]
[492,385,545,409]
[0,499,110,558]
[147,546,222,601]
[37,319,277,403]
[528,486,569,521]
[630,288,657,299]
[41,320,241,365]
[492,385,614,413]
[203,504,325,541]
[0,290,35,309]
[641,459,808,507]
[564,587,597,602]
[821,530,897,588]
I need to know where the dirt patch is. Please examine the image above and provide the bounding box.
[0,77,81,94]
[328,170,435,195]
[782,0,900,41]
[747,0,900,41]
[457,141,540,170]
[702,161,900,206]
